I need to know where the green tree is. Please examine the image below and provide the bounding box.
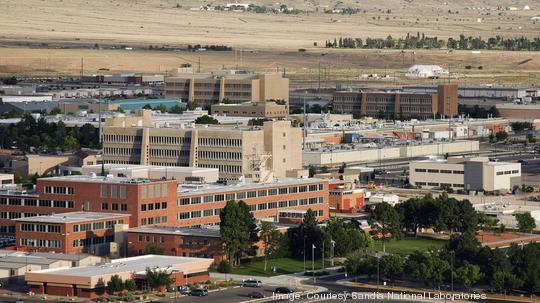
[380,254,405,282]
[154,103,167,113]
[259,221,282,271]
[168,105,185,114]
[491,271,523,294]
[217,260,232,273]
[187,101,198,110]
[143,243,166,255]
[194,115,219,124]
[455,262,484,288]
[495,131,508,142]
[323,217,370,257]
[124,279,137,291]
[370,202,402,252]
[515,213,536,233]
[145,267,175,291]
[107,274,124,293]
[220,200,259,265]
[142,104,153,110]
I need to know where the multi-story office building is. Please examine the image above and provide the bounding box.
[0,175,329,243]
[332,84,458,119]
[165,69,289,107]
[409,156,521,192]
[102,111,302,180]
[14,212,130,255]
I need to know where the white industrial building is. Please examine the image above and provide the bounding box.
[474,202,540,230]
[81,164,220,183]
[406,65,449,78]
[409,156,521,192]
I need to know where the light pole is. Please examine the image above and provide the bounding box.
[303,236,306,273]
[450,250,454,292]
[376,255,380,292]
[311,244,315,285]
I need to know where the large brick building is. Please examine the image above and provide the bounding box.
[14,212,129,255]
[332,84,458,119]
[1,176,329,247]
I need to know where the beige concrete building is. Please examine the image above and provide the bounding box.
[211,101,288,118]
[496,103,540,120]
[303,140,479,167]
[165,69,289,107]
[409,156,521,192]
[102,111,302,180]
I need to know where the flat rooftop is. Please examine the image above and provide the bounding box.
[83,164,218,174]
[14,212,129,224]
[38,175,166,184]
[129,226,221,238]
[177,177,326,195]
[34,255,212,276]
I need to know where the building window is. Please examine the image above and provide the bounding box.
[101,203,108,210]
[112,203,119,211]
[121,204,128,211]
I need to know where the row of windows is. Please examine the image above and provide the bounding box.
[415,168,464,174]
[198,163,242,174]
[20,238,60,248]
[72,235,114,247]
[198,151,242,161]
[101,203,128,211]
[149,136,191,145]
[44,186,74,195]
[280,209,325,218]
[400,106,433,113]
[198,137,242,147]
[20,224,61,233]
[103,147,141,156]
[73,220,124,232]
[140,183,169,199]
[100,184,128,199]
[177,184,324,206]
[496,170,520,175]
[415,182,464,188]
[102,134,142,143]
[140,216,168,226]
[177,198,324,220]
[1,212,45,219]
[149,149,190,158]
[141,202,168,211]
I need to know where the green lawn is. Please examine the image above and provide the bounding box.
[372,237,446,255]
[222,257,333,277]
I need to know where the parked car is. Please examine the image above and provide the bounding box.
[178,285,190,295]
[191,289,208,296]
[242,279,262,287]
[274,287,295,294]
[247,291,265,298]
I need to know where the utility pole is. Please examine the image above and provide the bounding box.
[198,57,201,73]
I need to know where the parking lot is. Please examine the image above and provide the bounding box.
[153,285,301,303]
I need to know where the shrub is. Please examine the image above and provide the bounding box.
[217,260,232,273]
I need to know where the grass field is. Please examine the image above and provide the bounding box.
[222,257,333,277]
[372,237,446,255]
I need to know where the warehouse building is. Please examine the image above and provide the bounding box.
[25,255,213,298]
[409,156,521,192]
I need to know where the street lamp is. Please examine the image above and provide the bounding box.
[450,250,454,292]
